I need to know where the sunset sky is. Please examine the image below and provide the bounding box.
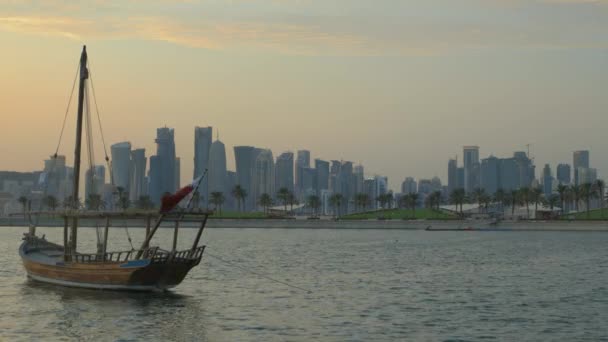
[1,0,607,190]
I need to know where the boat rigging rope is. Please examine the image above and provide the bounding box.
[54,63,80,156]
[87,62,112,180]
[205,252,312,294]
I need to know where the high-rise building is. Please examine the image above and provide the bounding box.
[175,157,181,189]
[401,177,417,194]
[43,155,68,200]
[84,165,105,200]
[253,149,274,208]
[340,161,354,212]
[296,150,311,194]
[577,167,597,185]
[208,139,227,198]
[149,127,176,204]
[499,157,519,191]
[463,146,480,193]
[275,152,294,194]
[193,126,212,197]
[556,164,571,185]
[330,160,341,195]
[447,159,458,194]
[225,170,237,210]
[480,156,500,194]
[573,150,590,185]
[513,151,535,188]
[111,142,132,192]
[234,146,256,211]
[353,165,365,195]
[457,167,464,189]
[129,148,146,202]
[314,159,329,195]
[542,164,552,198]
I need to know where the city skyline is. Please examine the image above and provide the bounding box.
[0,123,605,195]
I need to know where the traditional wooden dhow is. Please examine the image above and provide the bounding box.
[20,46,210,291]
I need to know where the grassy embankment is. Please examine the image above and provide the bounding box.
[562,208,608,220]
[341,208,457,220]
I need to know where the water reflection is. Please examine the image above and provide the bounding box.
[20,280,209,341]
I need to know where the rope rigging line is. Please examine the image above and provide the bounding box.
[205,252,312,294]
[54,63,80,156]
[87,62,113,185]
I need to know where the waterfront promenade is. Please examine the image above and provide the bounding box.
[2,216,608,231]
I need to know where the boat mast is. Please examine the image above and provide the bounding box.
[68,45,88,256]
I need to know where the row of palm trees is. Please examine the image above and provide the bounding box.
[447,179,606,219]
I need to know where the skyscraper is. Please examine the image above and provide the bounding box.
[253,149,274,208]
[234,146,256,210]
[573,150,590,185]
[463,146,480,193]
[314,159,329,195]
[447,159,458,194]
[275,152,294,194]
[480,156,499,194]
[401,177,417,194]
[542,164,552,198]
[175,157,181,189]
[193,126,213,197]
[129,148,146,202]
[556,164,571,185]
[296,150,311,194]
[111,142,131,191]
[513,151,535,188]
[84,165,105,200]
[149,127,176,204]
[208,139,227,197]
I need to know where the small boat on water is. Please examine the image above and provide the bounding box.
[20,46,210,291]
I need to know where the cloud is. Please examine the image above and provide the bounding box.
[0,0,607,56]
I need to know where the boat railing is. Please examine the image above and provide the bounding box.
[68,245,205,264]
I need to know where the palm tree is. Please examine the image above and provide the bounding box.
[307,195,321,217]
[494,189,506,214]
[288,193,298,213]
[135,195,154,210]
[18,196,28,215]
[277,187,291,213]
[376,194,388,209]
[86,193,105,211]
[329,193,343,218]
[449,188,465,215]
[355,193,370,212]
[386,191,394,209]
[63,195,80,210]
[43,195,58,211]
[518,187,531,219]
[258,193,272,214]
[429,191,442,211]
[210,192,225,214]
[407,193,419,218]
[594,179,605,219]
[531,187,543,218]
[547,194,560,211]
[115,187,130,211]
[570,184,581,212]
[192,191,201,209]
[556,184,568,214]
[472,188,486,213]
[580,183,596,219]
[510,190,519,217]
[231,185,247,212]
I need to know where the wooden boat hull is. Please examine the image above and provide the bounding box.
[20,240,203,291]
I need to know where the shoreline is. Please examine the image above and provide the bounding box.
[2,217,608,231]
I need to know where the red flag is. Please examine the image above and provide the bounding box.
[160,175,202,213]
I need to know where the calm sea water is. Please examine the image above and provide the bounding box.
[0,226,607,341]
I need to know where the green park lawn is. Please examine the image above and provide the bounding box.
[342,208,457,220]
[561,208,608,220]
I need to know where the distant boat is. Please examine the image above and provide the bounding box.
[20,46,210,291]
